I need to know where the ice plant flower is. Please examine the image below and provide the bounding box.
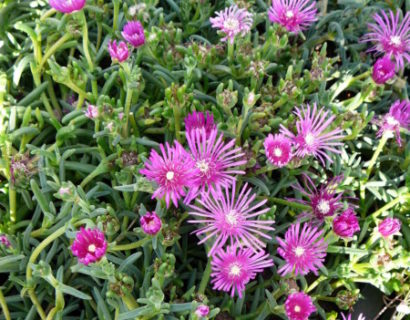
[188,183,274,256]
[49,0,86,13]
[184,128,246,204]
[372,56,395,84]
[378,217,401,237]
[376,100,410,146]
[280,103,344,165]
[290,174,344,223]
[264,134,293,167]
[333,208,360,238]
[276,223,327,276]
[0,235,11,248]
[210,5,253,44]
[122,21,145,47]
[361,10,410,71]
[84,104,98,119]
[341,313,366,320]
[71,228,107,265]
[108,40,129,63]
[140,141,197,208]
[285,292,316,320]
[268,0,318,33]
[195,305,210,318]
[185,111,216,139]
[140,212,162,235]
[210,246,273,298]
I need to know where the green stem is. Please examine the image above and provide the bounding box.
[9,186,16,224]
[39,33,72,70]
[113,0,120,31]
[370,193,409,219]
[307,275,326,293]
[173,102,181,142]
[270,197,311,211]
[198,258,212,295]
[122,89,134,137]
[123,294,139,310]
[365,134,388,178]
[227,41,234,63]
[111,237,151,251]
[0,288,11,320]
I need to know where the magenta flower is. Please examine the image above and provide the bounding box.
[84,104,98,119]
[361,10,410,71]
[49,0,85,13]
[189,183,274,256]
[71,228,107,265]
[185,111,216,139]
[376,100,410,146]
[341,313,366,320]
[378,217,401,237]
[280,103,344,165]
[290,174,345,223]
[140,212,162,235]
[195,305,210,318]
[210,5,253,44]
[276,223,327,276]
[285,292,316,320]
[268,0,318,33]
[264,134,293,167]
[0,235,11,248]
[122,21,145,48]
[184,128,246,204]
[211,246,273,298]
[333,208,360,238]
[372,56,395,84]
[108,40,129,63]
[140,141,197,208]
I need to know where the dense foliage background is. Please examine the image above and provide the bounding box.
[0,0,409,319]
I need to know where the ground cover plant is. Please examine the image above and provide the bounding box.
[0,0,409,319]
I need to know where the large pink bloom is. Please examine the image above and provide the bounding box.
[49,0,85,13]
[71,228,107,265]
[280,103,344,165]
[361,10,410,71]
[140,141,197,208]
[285,292,316,320]
[210,5,253,44]
[211,246,273,298]
[268,0,317,33]
[264,134,293,167]
[122,21,145,47]
[276,223,327,276]
[188,183,274,256]
[184,128,246,204]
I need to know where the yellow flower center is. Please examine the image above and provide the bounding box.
[88,244,96,253]
[166,171,174,180]
[229,263,241,276]
[294,246,305,257]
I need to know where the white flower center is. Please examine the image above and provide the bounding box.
[229,263,241,276]
[386,115,399,126]
[294,305,301,312]
[286,10,294,18]
[224,18,240,31]
[294,246,305,257]
[274,147,282,157]
[304,133,315,146]
[390,36,401,46]
[317,199,330,214]
[88,244,96,253]
[196,160,210,174]
[225,210,238,226]
[166,171,174,180]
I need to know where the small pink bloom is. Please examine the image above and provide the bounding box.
[195,305,210,318]
[264,134,293,167]
[122,21,145,47]
[210,5,253,44]
[84,104,98,119]
[268,0,318,33]
[140,212,162,235]
[333,208,360,238]
[285,292,316,320]
[49,0,86,13]
[108,40,129,63]
[341,313,366,320]
[372,56,395,84]
[119,112,124,120]
[0,235,11,248]
[184,111,216,139]
[71,228,107,265]
[378,217,401,237]
[211,246,273,298]
[58,186,71,196]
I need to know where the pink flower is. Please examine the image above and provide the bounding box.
[333,208,360,238]
[49,0,85,13]
[140,212,162,235]
[285,292,316,320]
[140,141,197,208]
[185,111,216,139]
[84,104,98,119]
[122,21,145,47]
[361,10,410,71]
[264,134,293,167]
[189,183,274,256]
[268,0,317,33]
[276,223,327,276]
[108,40,129,63]
[376,100,410,146]
[195,305,210,318]
[0,235,11,248]
[341,313,366,320]
[211,246,273,298]
[280,103,344,165]
[378,217,401,237]
[372,56,395,84]
[290,174,345,223]
[210,5,253,44]
[184,128,246,204]
[71,228,107,265]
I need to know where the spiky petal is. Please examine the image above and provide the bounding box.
[71,228,107,265]
[185,111,216,138]
[49,0,85,13]
[285,292,316,320]
[264,133,293,167]
[122,21,145,47]
[189,183,274,256]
